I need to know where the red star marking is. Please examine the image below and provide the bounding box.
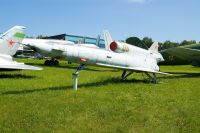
[8,40,14,46]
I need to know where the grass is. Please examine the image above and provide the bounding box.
[0,59,200,133]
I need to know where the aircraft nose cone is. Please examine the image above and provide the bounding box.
[156,53,165,63]
[160,56,165,62]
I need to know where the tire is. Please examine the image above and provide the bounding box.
[44,60,50,66]
[49,60,55,66]
[54,60,59,66]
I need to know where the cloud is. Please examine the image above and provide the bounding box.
[128,0,151,4]
[128,0,145,3]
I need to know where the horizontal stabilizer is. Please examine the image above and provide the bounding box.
[0,63,42,70]
[0,55,42,70]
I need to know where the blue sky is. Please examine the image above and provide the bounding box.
[0,0,200,42]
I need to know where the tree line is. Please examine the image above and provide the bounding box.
[126,37,199,51]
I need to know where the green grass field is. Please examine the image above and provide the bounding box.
[0,59,200,133]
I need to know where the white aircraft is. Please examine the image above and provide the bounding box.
[23,30,169,90]
[0,26,42,70]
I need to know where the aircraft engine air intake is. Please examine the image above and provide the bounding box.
[110,41,129,53]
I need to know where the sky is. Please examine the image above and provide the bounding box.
[0,0,200,42]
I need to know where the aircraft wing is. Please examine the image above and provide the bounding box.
[166,48,200,61]
[96,63,171,75]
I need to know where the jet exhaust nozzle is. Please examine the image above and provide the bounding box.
[110,41,129,53]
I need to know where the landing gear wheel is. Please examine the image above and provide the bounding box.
[49,60,55,66]
[44,59,59,66]
[149,78,159,84]
[145,73,159,84]
[44,60,50,66]
[54,60,59,66]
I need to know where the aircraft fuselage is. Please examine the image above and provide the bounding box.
[59,44,160,72]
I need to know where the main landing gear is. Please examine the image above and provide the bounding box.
[120,70,133,81]
[73,64,85,91]
[144,72,159,83]
[120,70,159,83]
[44,59,59,66]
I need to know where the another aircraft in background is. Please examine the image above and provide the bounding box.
[23,30,169,90]
[163,43,200,66]
[0,26,42,70]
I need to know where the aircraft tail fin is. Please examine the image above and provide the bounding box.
[149,41,159,53]
[0,26,26,56]
[103,30,113,50]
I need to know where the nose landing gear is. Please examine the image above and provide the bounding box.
[73,64,85,91]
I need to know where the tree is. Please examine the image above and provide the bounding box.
[180,40,196,46]
[160,40,178,50]
[126,37,148,49]
[142,37,153,48]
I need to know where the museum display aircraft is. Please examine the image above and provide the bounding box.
[164,43,200,66]
[22,30,170,90]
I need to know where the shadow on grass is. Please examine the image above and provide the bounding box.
[2,72,200,95]
[59,65,119,72]
[160,72,200,79]
[0,74,35,79]
[1,78,145,95]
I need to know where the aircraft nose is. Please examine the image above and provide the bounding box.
[160,56,165,61]
[157,53,165,62]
